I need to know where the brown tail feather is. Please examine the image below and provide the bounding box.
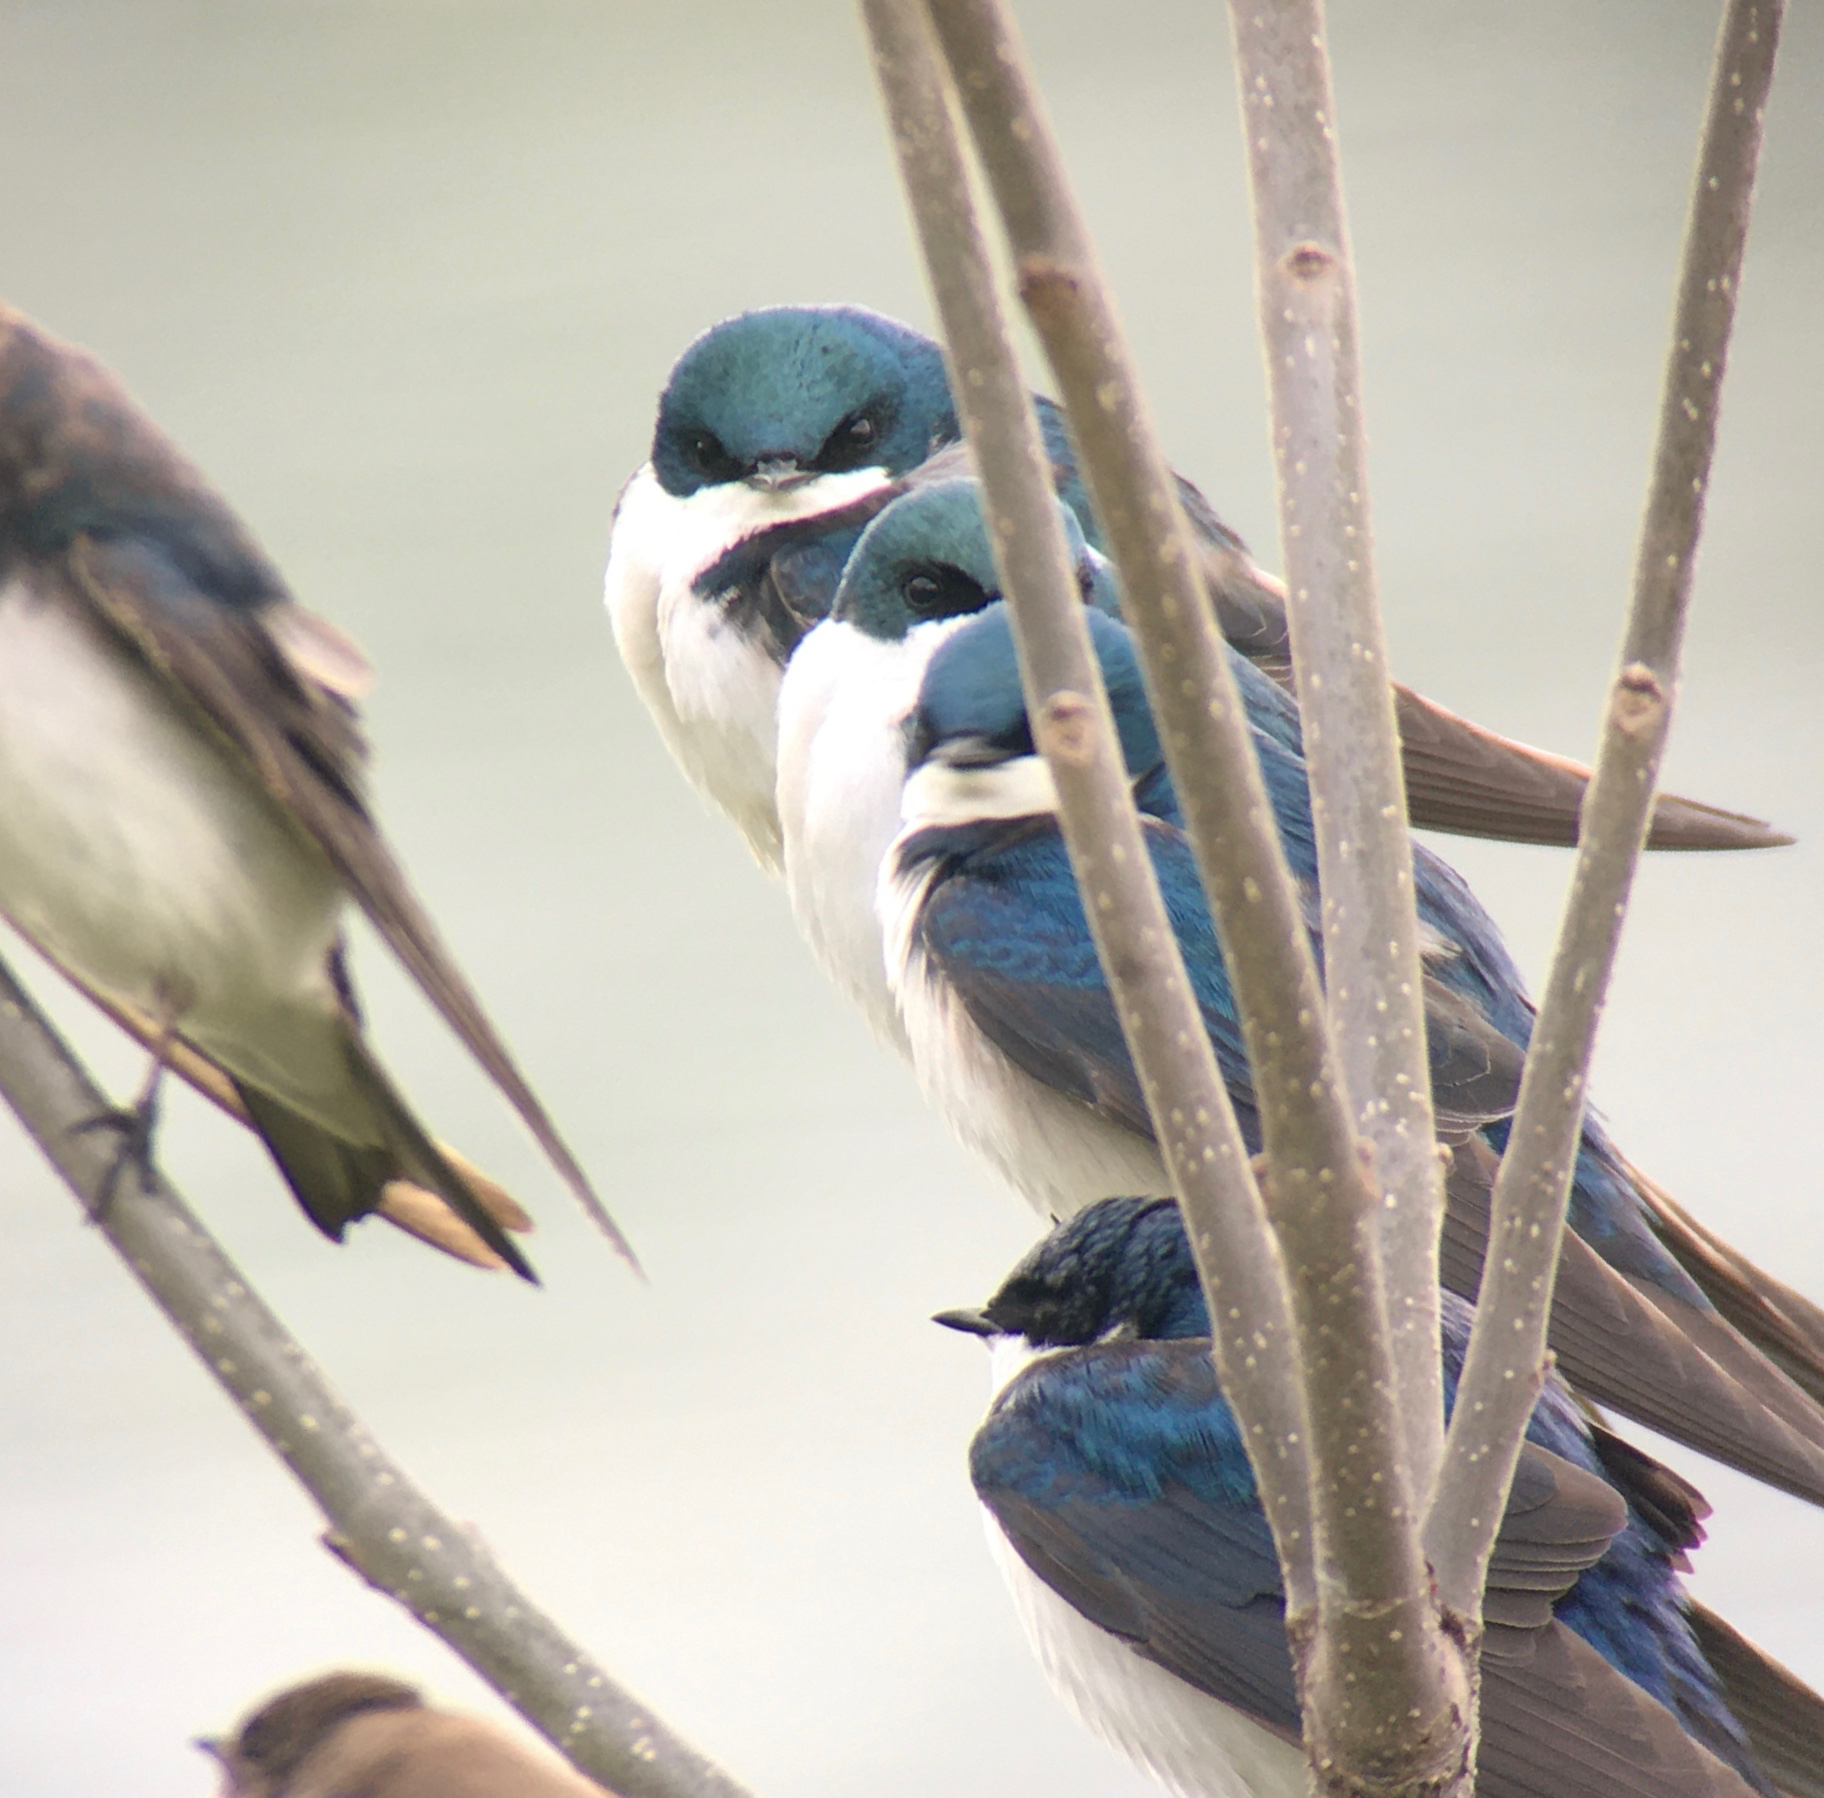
[336,1027,538,1283]
[233,1080,395,1241]
[36,949,531,1272]
[1632,1165,1824,1405]
[331,854,638,1272]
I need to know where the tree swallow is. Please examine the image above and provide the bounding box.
[0,307,631,1281]
[200,1670,608,1796]
[938,1198,1824,1798]
[605,302,1785,872]
[793,479,1824,1503]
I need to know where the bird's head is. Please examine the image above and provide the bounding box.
[199,1672,423,1797]
[651,304,958,500]
[936,1196,1209,1350]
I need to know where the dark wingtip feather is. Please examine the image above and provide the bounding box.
[336,1029,541,1283]
[1687,1604,1824,1798]
[1390,682,1791,854]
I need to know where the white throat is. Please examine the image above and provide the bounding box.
[604,461,896,869]
[900,752,1060,832]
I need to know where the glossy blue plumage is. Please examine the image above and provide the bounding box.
[966,1198,1766,1786]
[904,599,1700,1303]
[651,304,957,499]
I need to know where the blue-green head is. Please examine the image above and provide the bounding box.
[651,305,959,498]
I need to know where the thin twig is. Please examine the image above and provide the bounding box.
[1426,0,1785,1622]
[0,952,752,1798]
[862,0,1316,1608]
[1226,0,1446,1493]
[921,1,1469,1783]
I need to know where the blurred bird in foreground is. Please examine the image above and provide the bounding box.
[604,302,1787,869]
[201,1671,612,1797]
[0,307,633,1280]
[940,1199,1824,1798]
[775,477,1824,1509]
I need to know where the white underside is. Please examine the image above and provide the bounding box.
[0,575,356,1126]
[986,1516,1307,1798]
[604,463,893,872]
[775,617,971,1050]
[780,610,1172,1219]
[881,849,1170,1222]
[979,1341,1307,1798]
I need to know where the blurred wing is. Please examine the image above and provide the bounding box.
[13,919,530,1271]
[61,536,633,1266]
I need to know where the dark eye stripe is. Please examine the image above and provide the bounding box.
[817,409,886,473]
[900,562,991,621]
[686,430,743,484]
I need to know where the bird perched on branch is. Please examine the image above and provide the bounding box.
[201,1670,611,1797]
[774,476,1824,1509]
[939,1198,1824,1798]
[0,307,632,1280]
[604,302,1786,870]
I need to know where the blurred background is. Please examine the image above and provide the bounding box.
[0,3,1819,1793]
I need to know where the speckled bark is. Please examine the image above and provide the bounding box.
[862,0,1318,1604]
[1427,0,1786,1624]
[1226,0,1447,1494]
[917,1,1473,1788]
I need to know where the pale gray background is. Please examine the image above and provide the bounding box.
[0,3,1819,1793]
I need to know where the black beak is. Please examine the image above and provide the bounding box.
[905,717,1015,775]
[933,1306,998,1337]
[748,454,810,492]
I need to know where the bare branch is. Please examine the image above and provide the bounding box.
[862,0,1316,1608]
[917,1,1471,1780]
[1427,0,1786,1621]
[1226,0,1446,1493]
[0,952,752,1798]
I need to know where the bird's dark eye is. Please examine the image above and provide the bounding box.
[817,410,884,472]
[685,430,743,484]
[899,562,990,621]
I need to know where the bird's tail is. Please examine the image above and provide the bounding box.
[43,953,533,1273]
[325,1027,540,1282]
[233,1076,533,1276]
[1631,1161,1824,1407]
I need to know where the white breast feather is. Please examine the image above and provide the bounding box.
[0,577,349,1112]
[977,1341,1306,1798]
[879,842,1168,1221]
[604,462,893,871]
[777,618,960,1048]
[985,1513,1307,1798]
